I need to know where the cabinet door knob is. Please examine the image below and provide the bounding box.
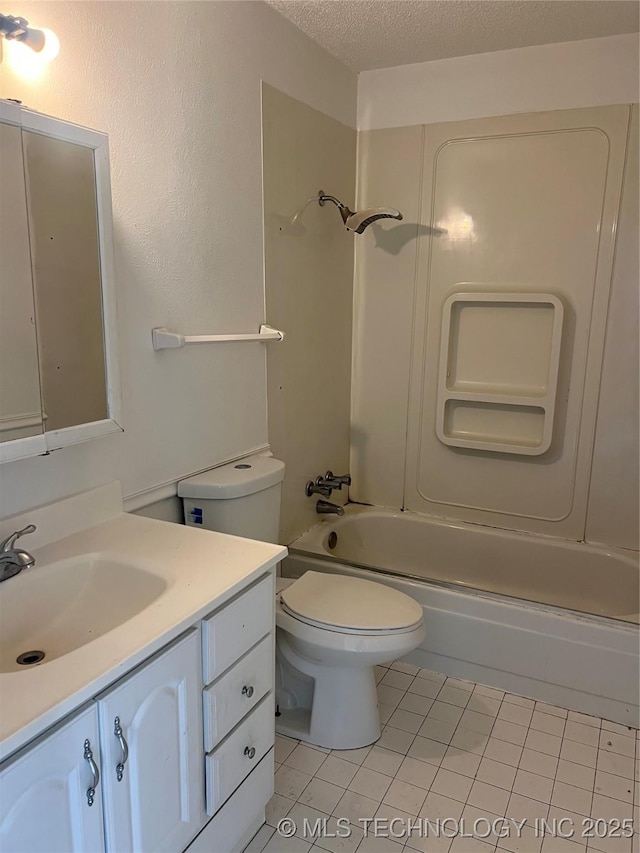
[83,739,100,807]
[242,685,254,698]
[244,746,256,759]
[113,716,129,782]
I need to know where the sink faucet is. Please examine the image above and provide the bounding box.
[0,524,37,582]
[316,500,345,517]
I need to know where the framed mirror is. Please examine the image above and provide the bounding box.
[0,100,121,463]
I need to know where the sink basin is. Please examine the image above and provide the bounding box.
[0,555,167,673]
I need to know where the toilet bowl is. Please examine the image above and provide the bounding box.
[275,571,425,750]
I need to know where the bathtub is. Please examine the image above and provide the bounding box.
[283,506,640,727]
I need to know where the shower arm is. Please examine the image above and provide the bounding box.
[317,191,353,224]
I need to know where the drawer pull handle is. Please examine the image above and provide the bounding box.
[244,746,256,760]
[83,739,100,807]
[242,685,254,698]
[114,716,129,782]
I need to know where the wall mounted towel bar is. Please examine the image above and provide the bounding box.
[152,325,285,350]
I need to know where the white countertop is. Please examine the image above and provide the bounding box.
[0,500,286,762]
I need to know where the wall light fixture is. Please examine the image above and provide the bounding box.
[0,13,59,78]
[0,13,57,52]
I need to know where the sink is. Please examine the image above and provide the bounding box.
[0,555,167,673]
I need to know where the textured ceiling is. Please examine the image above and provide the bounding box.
[266,0,640,71]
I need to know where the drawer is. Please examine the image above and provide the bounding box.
[186,749,274,853]
[203,634,274,752]
[205,692,274,816]
[202,573,273,684]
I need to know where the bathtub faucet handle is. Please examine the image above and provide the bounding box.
[324,471,351,489]
[305,479,332,498]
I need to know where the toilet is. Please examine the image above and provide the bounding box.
[275,571,425,749]
[179,456,426,750]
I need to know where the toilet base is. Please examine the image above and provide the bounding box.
[275,632,382,750]
[274,707,311,742]
[276,708,380,750]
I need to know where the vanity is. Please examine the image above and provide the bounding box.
[0,484,287,852]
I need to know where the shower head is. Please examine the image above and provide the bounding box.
[318,191,403,234]
[343,207,404,234]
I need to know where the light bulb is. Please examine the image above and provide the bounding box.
[5,27,59,79]
[37,28,60,61]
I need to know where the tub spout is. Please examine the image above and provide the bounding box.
[316,500,345,516]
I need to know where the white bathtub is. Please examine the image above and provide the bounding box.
[283,506,640,727]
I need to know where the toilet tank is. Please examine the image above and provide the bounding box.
[178,457,285,544]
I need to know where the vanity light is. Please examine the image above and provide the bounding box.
[0,13,59,77]
[0,13,58,53]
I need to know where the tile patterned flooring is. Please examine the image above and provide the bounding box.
[245,661,639,853]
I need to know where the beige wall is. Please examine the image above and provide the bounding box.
[0,1,356,519]
[351,106,639,550]
[262,85,356,543]
[358,34,639,130]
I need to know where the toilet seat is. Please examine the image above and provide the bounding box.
[280,571,423,635]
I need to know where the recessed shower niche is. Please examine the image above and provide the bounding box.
[435,292,563,455]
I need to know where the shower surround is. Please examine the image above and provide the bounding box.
[351,104,639,550]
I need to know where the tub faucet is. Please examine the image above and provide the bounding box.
[0,524,37,583]
[316,500,345,517]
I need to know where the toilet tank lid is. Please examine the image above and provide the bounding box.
[178,457,285,500]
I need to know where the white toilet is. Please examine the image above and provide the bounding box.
[179,456,426,750]
[275,571,425,749]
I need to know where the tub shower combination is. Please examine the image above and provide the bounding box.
[283,505,639,728]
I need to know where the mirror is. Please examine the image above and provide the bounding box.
[0,100,121,462]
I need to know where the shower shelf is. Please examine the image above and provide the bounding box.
[435,291,564,456]
[151,325,285,350]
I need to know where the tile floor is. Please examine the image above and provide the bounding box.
[245,661,639,853]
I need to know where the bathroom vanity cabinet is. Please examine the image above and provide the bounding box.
[0,704,105,852]
[0,572,276,853]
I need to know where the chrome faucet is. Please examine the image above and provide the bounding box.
[323,471,351,490]
[0,524,37,582]
[305,471,352,498]
[316,500,345,517]
[305,479,332,498]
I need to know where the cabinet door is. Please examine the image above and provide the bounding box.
[98,630,204,853]
[0,704,104,853]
